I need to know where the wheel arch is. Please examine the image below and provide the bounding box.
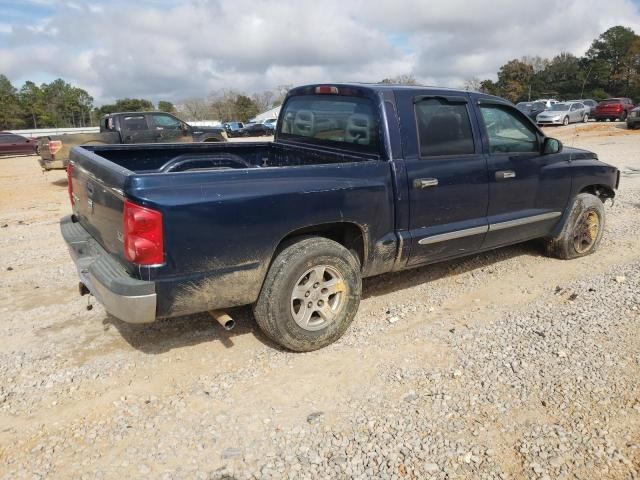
[272,222,368,270]
[579,184,615,202]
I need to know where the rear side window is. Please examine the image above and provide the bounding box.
[122,115,148,131]
[280,95,379,153]
[415,98,475,157]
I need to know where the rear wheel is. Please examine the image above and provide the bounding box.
[583,114,588,123]
[620,112,628,122]
[563,116,569,126]
[544,193,605,260]
[253,237,362,352]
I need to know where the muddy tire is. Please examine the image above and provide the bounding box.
[253,237,361,352]
[544,193,605,260]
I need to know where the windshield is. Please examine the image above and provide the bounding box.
[280,94,379,153]
[516,102,531,111]
[550,103,569,111]
[532,102,546,110]
[601,99,621,105]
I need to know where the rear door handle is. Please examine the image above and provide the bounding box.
[495,170,516,180]
[413,178,439,189]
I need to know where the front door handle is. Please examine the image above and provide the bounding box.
[495,170,516,180]
[413,178,439,189]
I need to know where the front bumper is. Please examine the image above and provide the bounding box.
[60,216,157,323]
[627,115,640,128]
[537,118,563,125]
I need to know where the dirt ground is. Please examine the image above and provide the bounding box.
[0,123,639,479]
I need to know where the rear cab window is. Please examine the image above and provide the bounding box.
[279,94,380,153]
[122,115,149,131]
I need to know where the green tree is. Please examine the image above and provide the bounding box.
[235,95,259,122]
[539,53,582,98]
[586,26,638,95]
[496,59,534,102]
[0,74,23,129]
[19,81,45,128]
[96,98,154,117]
[157,101,175,113]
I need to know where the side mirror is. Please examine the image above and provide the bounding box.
[543,137,562,155]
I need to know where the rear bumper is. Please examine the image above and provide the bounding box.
[60,215,157,323]
[38,155,65,170]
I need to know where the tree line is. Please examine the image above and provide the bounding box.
[468,26,640,103]
[0,74,288,130]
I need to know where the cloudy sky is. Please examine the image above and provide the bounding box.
[1,0,640,105]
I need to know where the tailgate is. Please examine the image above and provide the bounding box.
[69,146,130,263]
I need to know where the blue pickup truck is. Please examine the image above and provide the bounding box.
[61,83,619,351]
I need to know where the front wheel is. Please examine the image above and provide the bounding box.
[544,193,605,260]
[563,116,570,126]
[253,237,362,352]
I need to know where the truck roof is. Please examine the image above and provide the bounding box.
[289,83,510,104]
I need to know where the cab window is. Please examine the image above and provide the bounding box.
[414,98,475,157]
[151,114,182,129]
[479,105,539,154]
[122,115,148,131]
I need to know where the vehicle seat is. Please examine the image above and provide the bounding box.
[420,112,472,156]
[344,114,371,145]
[293,110,315,136]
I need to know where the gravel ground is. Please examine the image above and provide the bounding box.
[0,123,639,479]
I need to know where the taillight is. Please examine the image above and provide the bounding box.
[315,85,339,94]
[123,200,164,265]
[67,162,74,206]
[48,140,62,155]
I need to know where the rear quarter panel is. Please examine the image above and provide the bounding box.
[127,161,396,317]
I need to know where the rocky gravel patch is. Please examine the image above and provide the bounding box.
[1,133,639,479]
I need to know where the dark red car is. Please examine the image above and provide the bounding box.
[0,131,38,156]
[593,98,636,122]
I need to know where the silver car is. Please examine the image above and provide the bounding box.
[536,102,589,126]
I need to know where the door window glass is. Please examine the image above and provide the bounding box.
[415,98,475,157]
[151,114,181,129]
[479,105,539,154]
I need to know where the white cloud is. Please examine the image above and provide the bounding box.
[1,0,639,104]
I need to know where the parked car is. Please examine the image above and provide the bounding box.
[241,122,273,136]
[536,102,589,126]
[0,131,38,156]
[222,121,244,137]
[568,99,598,115]
[61,83,619,352]
[516,101,547,121]
[263,118,277,129]
[593,98,636,122]
[627,106,640,129]
[37,112,227,170]
[535,98,560,109]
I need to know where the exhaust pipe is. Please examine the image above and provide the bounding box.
[209,310,235,331]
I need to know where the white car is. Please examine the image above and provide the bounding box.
[536,102,589,126]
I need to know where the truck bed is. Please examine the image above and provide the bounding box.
[85,141,376,174]
[68,140,395,317]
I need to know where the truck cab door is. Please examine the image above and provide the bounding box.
[476,100,571,249]
[149,113,191,143]
[119,114,156,144]
[396,91,489,267]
